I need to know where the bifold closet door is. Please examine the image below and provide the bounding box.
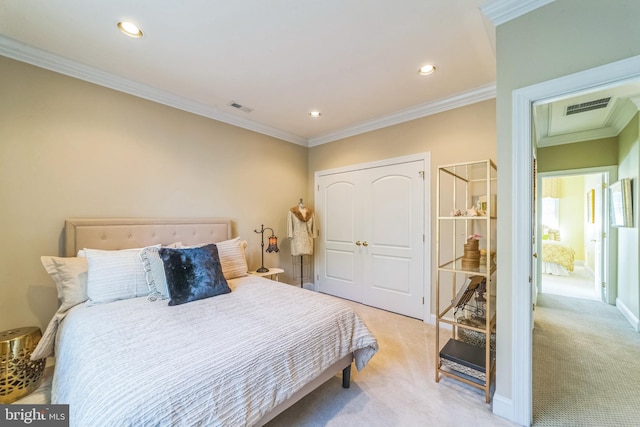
[317,160,424,319]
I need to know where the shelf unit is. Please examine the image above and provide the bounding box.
[435,159,497,403]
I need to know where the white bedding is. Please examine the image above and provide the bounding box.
[52,275,378,426]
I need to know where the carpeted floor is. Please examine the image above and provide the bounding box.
[541,265,599,301]
[533,293,640,426]
[268,300,517,427]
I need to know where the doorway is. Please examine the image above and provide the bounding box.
[536,170,612,303]
[507,55,640,426]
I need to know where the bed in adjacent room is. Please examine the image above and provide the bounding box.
[541,240,575,276]
[34,218,378,426]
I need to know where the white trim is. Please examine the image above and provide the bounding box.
[0,35,308,146]
[481,0,556,26]
[506,54,640,426]
[308,84,496,147]
[314,152,432,323]
[616,298,640,332]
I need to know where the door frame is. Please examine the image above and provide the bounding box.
[314,152,431,322]
[506,55,640,425]
[535,167,617,304]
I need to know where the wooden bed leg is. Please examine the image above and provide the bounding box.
[342,365,351,388]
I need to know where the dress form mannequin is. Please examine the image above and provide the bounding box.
[287,198,317,287]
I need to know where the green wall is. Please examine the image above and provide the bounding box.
[495,0,640,421]
[537,137,618,173]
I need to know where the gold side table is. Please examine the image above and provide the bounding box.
[0,326,46,403]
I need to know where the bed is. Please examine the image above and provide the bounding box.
[541,240,575,276]
[36,218,378,426]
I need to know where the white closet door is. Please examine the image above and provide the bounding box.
[316,170,363,301]
[361,161,424,318]
[316,160,424,319]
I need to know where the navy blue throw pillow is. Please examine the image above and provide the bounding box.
[159,244,231,306]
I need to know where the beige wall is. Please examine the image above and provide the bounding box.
[0,57,309,331]
[496,0,640,415]
[537,137,618,173]
[308,99,497,313]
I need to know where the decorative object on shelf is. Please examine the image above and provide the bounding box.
[461,235,481,271]
[466,207,480,217]
[253,224,279,273]
[452,275,485,318]
[0,326,46,403]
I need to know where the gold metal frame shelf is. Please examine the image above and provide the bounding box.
[435,159,497,404]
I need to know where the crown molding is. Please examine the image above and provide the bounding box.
[0,36,308,146]
[480,0,555,26]
[308,83,496,147]
[1,35,498,149]
[537,127,620,147]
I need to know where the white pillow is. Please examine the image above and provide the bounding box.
[139,246,170,301]
[84,246,160,305]
[180,238,249,280]
[41,256,89,311]
[215,238,249,280]
[35,256,90,359]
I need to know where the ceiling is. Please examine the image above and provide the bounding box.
[1,0,557,146]
[534,81,640,148]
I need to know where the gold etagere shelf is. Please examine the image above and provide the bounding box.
[435,159,497,403]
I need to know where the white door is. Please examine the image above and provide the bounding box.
[317,160,425,318]
[594,173,610,302]
[317,170,362,302]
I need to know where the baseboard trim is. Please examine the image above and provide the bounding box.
[492,393,517,424]
[616,298,640,332]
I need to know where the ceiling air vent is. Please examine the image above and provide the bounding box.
[566,97,611,115]
[228,101,253,113]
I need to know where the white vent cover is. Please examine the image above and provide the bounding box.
[228,101,253,113]
[566,97,611,115]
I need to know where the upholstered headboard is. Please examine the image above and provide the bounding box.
[64,218,232,257]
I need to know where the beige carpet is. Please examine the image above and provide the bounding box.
[268,300,516,427]
[533,293,640,426]
[541,265,599,301]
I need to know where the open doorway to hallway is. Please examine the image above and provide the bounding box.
[538,172,608,302]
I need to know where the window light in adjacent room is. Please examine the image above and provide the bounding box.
[418,64,436,75]
[117,21,144,38]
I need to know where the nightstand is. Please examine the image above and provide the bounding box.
[249,267,284,282]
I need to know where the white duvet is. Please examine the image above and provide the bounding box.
[52,275,378,426]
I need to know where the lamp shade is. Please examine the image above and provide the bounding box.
[266,235,279,253]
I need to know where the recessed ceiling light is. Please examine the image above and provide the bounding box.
[309,111,322,118]
[418,64,436,76]
[117,21,144,38]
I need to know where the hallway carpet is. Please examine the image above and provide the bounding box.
[533,293,640,426]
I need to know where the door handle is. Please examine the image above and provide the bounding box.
[355,241,361,246]
[362,241,369,247]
